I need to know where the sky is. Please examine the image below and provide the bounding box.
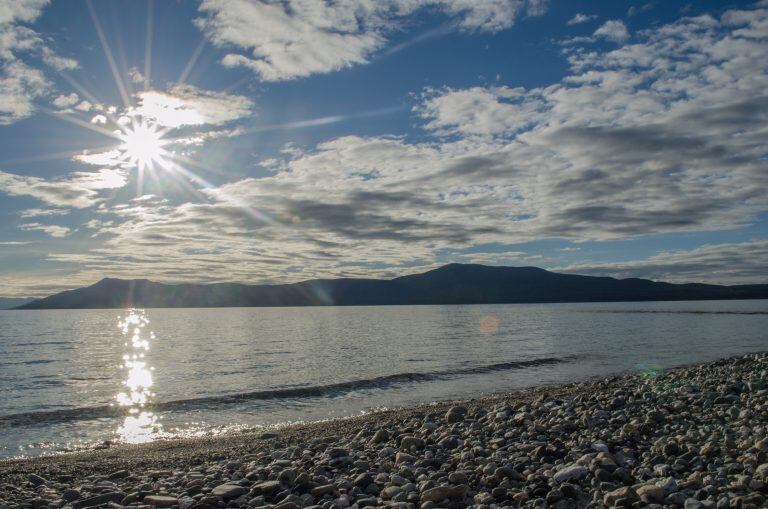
[0,0,767,297]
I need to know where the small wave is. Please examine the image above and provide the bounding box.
[0,359,57,366]
[0,355,575,428]
[12,341,71,347]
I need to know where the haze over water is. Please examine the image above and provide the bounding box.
[1,300,767,459]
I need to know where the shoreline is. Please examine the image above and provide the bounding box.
[2,353,767,508]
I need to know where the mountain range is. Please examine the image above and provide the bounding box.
[14,264,768,309]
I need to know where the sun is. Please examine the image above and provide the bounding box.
[118,120,168,171]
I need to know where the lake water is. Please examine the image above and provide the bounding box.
[1,300,767,459]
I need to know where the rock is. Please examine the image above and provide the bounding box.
[667,492,689,506]
[559,483,579,499]
[395,452,415,464]
[437,436,459,450]
[311,485,335,497]
[354,473,373,488]
[738,493,765,507]
[381,486,402,499]
[684,498,716,509]
[755,463,768,478]
[400,436,425,450]
[278,468,296,485]
[445,407,468,423]
[72,492,125,509]
[474,492,494,504]
[701,442,719,458]
[326,447,348,458]
[212,484,247,499]
[379,446,397,458]
[658,477,678,494]
[62,489,81,502]
[178,497,196,509]
[251,481,281,495]
[636,484,665,503]
[370,429,389,443]
[663,442,680,457]
[420,485,467,503]
[27,474,47,486]
[553,465,588,483]
[144,495,178,507]
[603,487,638,507]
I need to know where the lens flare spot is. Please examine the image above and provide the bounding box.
[479,315,500,336]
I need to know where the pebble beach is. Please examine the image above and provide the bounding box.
[2,353,768,509]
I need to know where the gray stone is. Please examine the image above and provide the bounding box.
[144,495,178,507]
[445,407,468,423]
[212,484,247,499]
[553,465,588,484]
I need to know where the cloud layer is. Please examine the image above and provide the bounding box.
[20,3,762,293]
[196,0,547,81]
[560,240,768,285]
[0,168,127,208]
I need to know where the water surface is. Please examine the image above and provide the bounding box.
[1,300,767,458]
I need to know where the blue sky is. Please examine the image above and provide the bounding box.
[0,0,766,296]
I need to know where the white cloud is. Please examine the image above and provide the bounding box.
[73,149,124,167]
[74,100,92,112]
[130,84,253,128]
[52,92,79,108]
[83,218,112,230]
[0,168,128,208]
[627,3,653,18]
[0,0,77,123]
[128,67,144,84]
[196,0,546,81]
[19,222,71,237]
[18,207,69,218]
[567,13,596,25]
[70,168,128,190]
[0,60,48,123]
[40,46,77,71]
[0,0,48,25]
[417,85,547,136]
[593,19,629,42]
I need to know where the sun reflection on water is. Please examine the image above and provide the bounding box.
[115,309,162,443]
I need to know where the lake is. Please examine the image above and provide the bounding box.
[1,300,767,459]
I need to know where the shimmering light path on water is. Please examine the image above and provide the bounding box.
[0,300,767,458]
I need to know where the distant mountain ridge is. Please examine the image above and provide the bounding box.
[0,297,33,310]
[15,264,768,310]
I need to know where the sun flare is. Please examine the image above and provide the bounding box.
[118,120,168,171]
